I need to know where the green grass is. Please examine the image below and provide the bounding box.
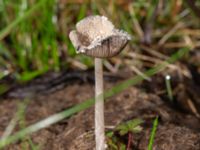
[148,117,159,150]
[0,0,197,82]
[0,0,59,81]
[0,47,189,148]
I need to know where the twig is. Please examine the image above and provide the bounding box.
[126,132,133,150]
[158,22,184,45]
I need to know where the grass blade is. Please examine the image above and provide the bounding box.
[0,0,48,40]
[148,117,159,150]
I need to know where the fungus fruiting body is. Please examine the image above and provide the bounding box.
[69,15,131,150]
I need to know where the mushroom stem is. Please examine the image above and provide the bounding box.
[95,58,105,150]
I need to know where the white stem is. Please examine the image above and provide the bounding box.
[95,58,105,150]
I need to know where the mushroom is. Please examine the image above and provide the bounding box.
[69,15,131,150]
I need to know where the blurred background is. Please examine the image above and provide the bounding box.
[0,0,199,88]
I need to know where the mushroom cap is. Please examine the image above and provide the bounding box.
[69,15,131,58]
